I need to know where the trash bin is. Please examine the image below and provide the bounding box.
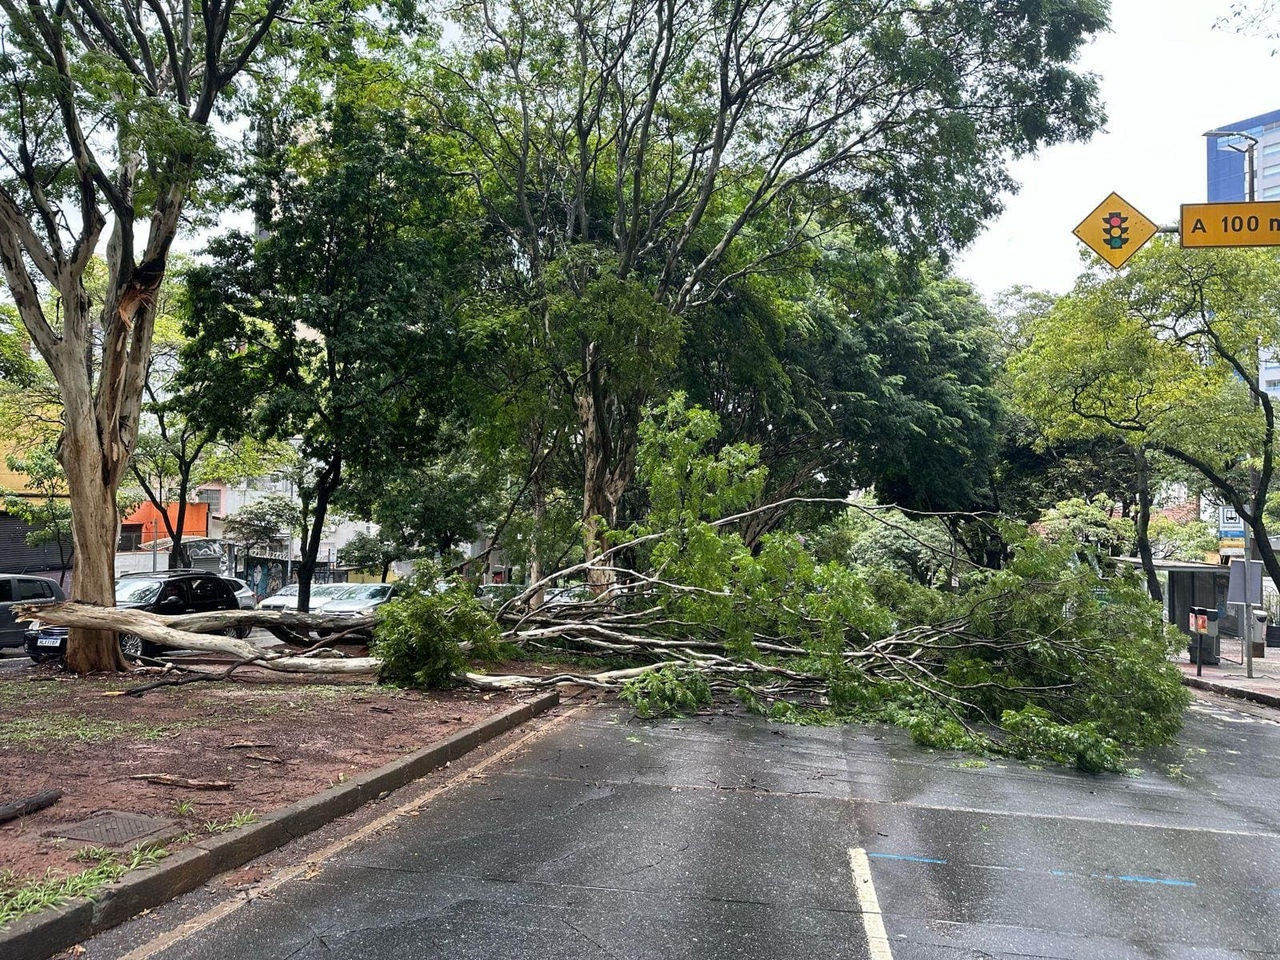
[1267,622,1280,648]
[1253,611,1268,659]
[1187,606,1220,665]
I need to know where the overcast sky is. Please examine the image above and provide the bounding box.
[954,0,1280,304]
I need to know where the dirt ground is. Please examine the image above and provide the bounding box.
[0,652,535,883]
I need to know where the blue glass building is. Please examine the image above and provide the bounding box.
[1206,107,1280,202]
[1206,109,1280,397]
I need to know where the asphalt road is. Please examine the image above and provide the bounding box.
[80,694,1280,960]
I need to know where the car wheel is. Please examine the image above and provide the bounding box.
[120,633,151,660]
[234,625,252,640]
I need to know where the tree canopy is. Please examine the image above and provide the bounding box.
[1009,240,1280,591]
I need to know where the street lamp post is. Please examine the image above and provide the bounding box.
[1204,128,1260,202]
[1205,128,1262,676]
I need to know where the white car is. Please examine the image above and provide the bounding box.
[257,583,349,613]
[222,577,257,610]
[321,583,401,618]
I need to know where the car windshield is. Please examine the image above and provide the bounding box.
[271,585,299,598]
[115,579,162,604]
[345,584,392,601]
[313,584,350,599]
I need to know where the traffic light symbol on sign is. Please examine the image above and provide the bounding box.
[1103,212,1128,250]
[1073,193,1157,270]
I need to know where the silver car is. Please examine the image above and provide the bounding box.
[222,577,257,609]
[321,583,400,618]
[257,582,349,613]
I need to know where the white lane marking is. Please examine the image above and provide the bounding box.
[114,704,586,960]
[849,847,895,960]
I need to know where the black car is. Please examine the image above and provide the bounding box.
[0,575,65,649]
[26,570,240,661]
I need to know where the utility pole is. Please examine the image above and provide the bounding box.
[1204,129,1261,676]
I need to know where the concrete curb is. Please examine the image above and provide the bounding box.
[0,691,560,960]
[1183,675,1280,710]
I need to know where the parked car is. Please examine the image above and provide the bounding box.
[222,577,257,610]
[476,583,522,609]
[221,577,256,638]
[321,583,401,618]
[0,575,65,649]
[256,582,350,613]
[543,584,592,606]
[25,570,240,662]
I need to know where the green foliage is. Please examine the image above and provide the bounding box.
[3,441,72,565]
[204,811,259,834]
[337,531,405,580]
[1000,707,1127,774]
[372,564,500,689]
[0,314,38,387]
[1008,240,1280,590]
[1036,495,1134,556]
[184,71,477,596]
[222,496,298,556]
[817,503,957,587]
[636,394,766,529]
[0,844,169,927]
[616,406,1189,770]
[678,251,1007,518]
[619,667,712,718]
[1146,513,1217,563]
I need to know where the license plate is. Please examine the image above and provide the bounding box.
[36,636,62,648]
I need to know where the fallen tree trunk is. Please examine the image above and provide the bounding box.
[13,603,381,674]
[165,609,377,646]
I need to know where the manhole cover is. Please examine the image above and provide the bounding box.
[47,811,178,850]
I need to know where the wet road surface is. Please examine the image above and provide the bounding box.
[83,693,1280,959]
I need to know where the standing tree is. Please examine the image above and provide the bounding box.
[1010,240,1280,595]
[129,270,291,568]
[185,82,473,610]
[222,494,298,568]
[337,531,405,583]
[435,0,1108,583]
[0,0,287,671]
[678,252,1004,545]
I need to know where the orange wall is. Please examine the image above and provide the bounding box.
[123,501,210,542]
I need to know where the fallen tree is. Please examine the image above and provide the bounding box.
[17,403,1193,772]
[14,603,380,674]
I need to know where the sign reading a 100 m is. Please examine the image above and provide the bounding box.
[1181,201,1280,248]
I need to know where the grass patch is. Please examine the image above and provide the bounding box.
[0,845,169,928]
[0,715,188,747]
[204,810,258,834]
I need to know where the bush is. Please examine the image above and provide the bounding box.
[371,565,500,689]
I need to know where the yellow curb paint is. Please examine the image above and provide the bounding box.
[849,847,895,960]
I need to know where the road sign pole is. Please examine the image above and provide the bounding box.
[1245,525,1254,679]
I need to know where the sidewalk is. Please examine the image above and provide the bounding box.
[1175,647,1280,709]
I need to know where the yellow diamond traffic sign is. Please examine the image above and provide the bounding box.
[1072,192,1158,269]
